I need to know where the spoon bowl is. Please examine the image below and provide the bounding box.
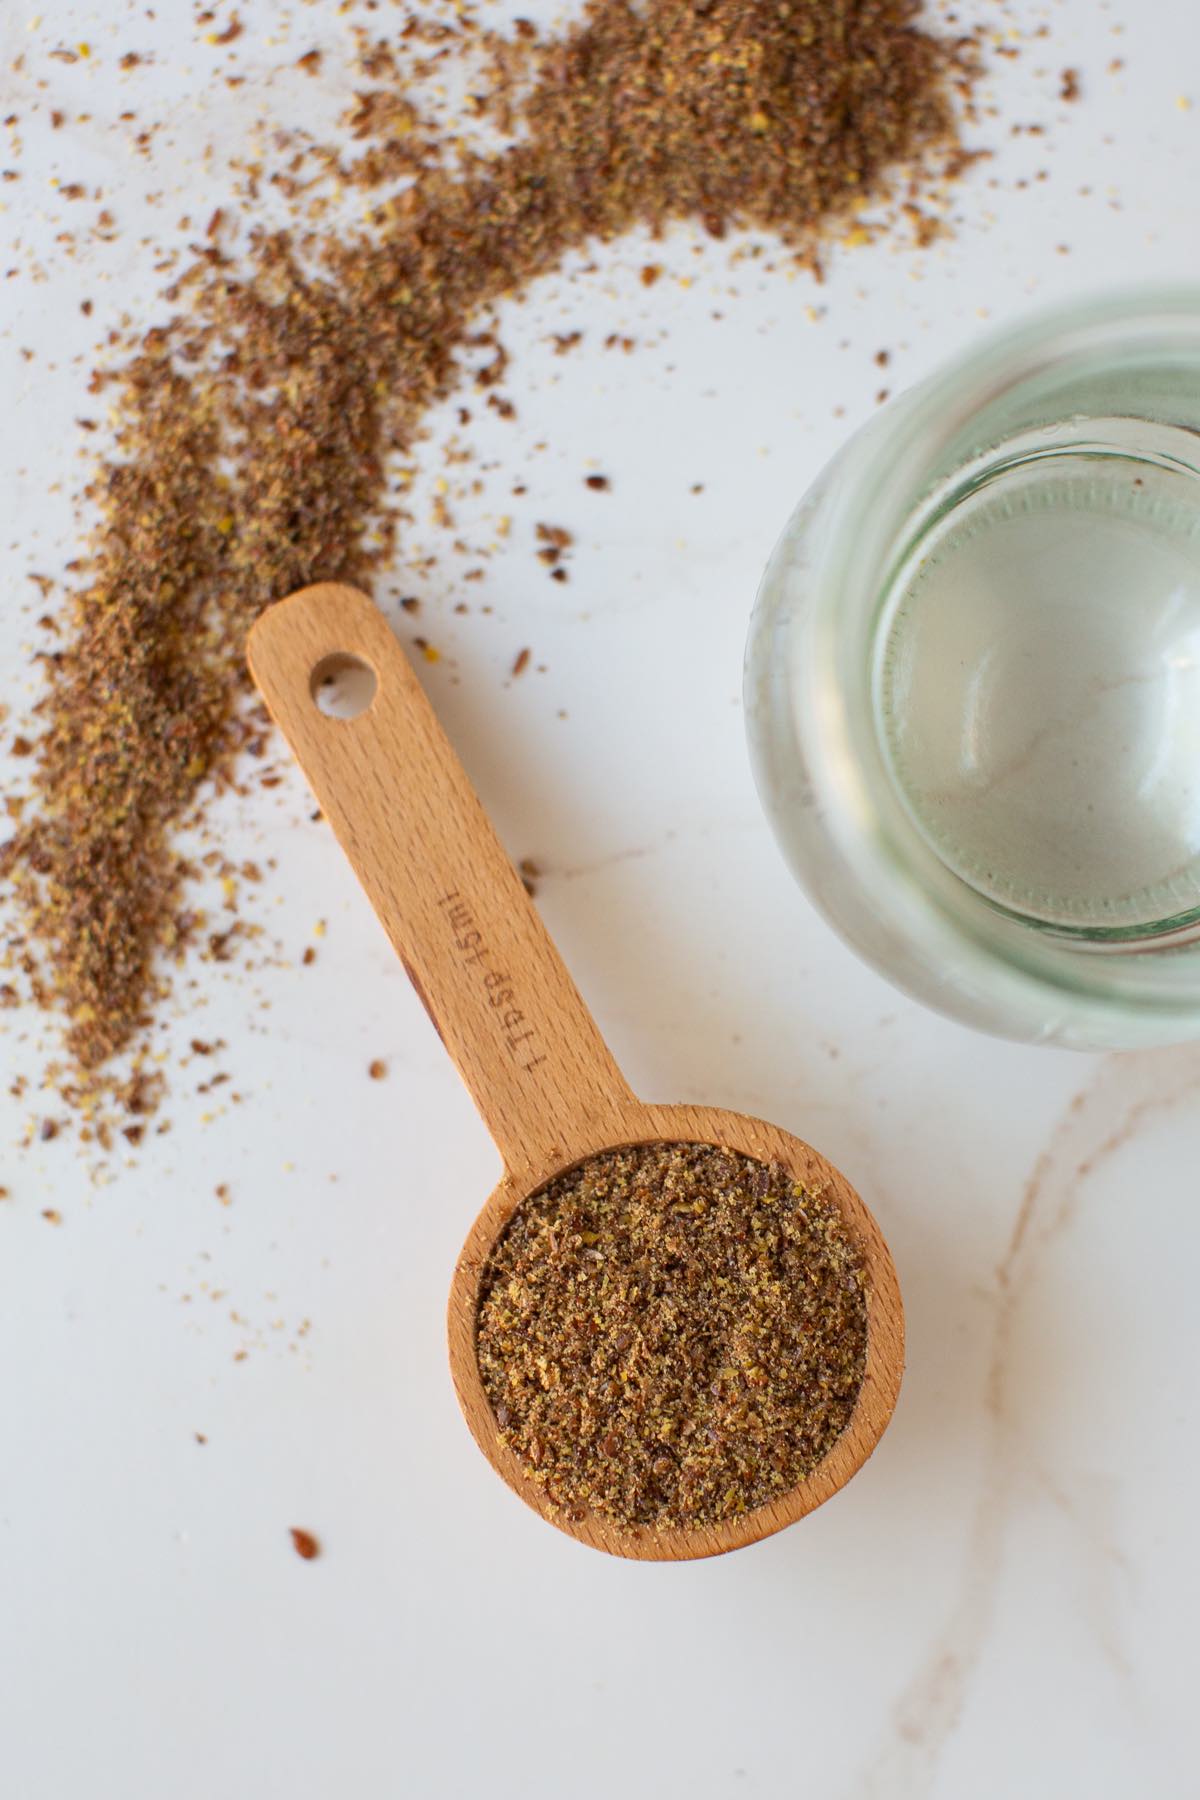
[451,1102,901,1560]
[248,582,903,1561]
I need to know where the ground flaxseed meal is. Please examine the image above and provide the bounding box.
[475,1142,868,1529]
[3,0,977,1104]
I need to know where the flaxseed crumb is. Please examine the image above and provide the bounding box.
[476,1142,868,1530]
[4,0,977,1102]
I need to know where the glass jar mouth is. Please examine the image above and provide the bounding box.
[782,286,1200,1039]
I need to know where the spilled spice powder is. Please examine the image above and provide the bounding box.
[3,0,978,1098]
[475,1143,868,1529]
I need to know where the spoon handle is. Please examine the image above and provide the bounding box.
[248,582,634,1175]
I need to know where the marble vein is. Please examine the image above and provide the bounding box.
[848,1046,1200,1800]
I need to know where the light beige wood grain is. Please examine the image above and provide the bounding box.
[248,582,904,1562]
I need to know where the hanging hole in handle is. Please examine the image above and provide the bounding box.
[310,653,378,720]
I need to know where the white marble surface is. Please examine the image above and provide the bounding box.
[2,2,1199,1795]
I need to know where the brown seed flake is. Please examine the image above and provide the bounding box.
[289,1527,320,1560]
[475,1143,868,1530]
[3,0,976,1107]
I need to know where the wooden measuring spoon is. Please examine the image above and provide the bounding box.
[248,582,903,1561]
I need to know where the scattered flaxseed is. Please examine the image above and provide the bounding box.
[208,16,244,48]
[584,474,611,491]
[475,1142,868,1530]
[367,1058,387,1080]
[511,647,531,678]
[289,1527,320,1560]
[4,0,976,1100]
[518,856,541,897]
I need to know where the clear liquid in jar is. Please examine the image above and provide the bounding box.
[876,446,1200,934]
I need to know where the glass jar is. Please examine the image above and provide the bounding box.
[745,289,1200,1049]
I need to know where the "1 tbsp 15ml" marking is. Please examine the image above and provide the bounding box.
[437,891,547,1074]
